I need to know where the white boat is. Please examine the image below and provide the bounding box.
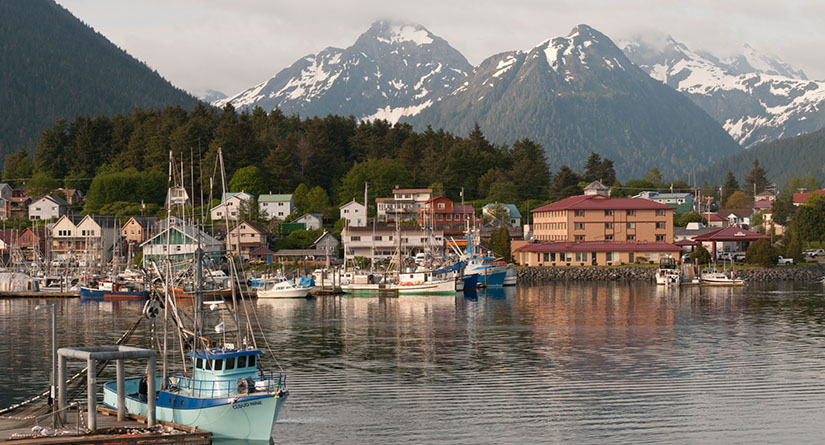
[392,271,456,295]
[701,270,745,286]
[655,257,681,285]
[257,279,312,298]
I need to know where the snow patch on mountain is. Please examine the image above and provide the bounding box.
[364,100,433,122]
[376,24,433,46]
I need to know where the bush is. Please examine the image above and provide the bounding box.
[690,246,711,265]
[746,239,779,267]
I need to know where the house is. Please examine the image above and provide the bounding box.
[140,222,222,269]
[754,190,777,202]
[583,181,611,196]
[272,249,328,267]
[339,200,366,227]
[342,225,443,260]
[0,183,12,200]
[0,196,31,220]
[516,194,678,266]
[54,188,84,205]
[50,214,118,265]
[376,187,432,222]
[293,213,324,230]
[312,231,340,255]
[634,191,694,214]
[702,213,726,227]
[210,192,254,221]
[121,216,158,245]
[248,246,276,264]
[482,203,522,228]
[258,194,293,221]
[418,197,475,235]
[29,194,70,221]
[18,227,46,261]
[0,229,17,256]
[793,189,825,206]
[227,220,268,260]
[717,208,751,228]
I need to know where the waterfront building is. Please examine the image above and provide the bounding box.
[210,192,254,221]
[140,222,221,268]
[312,231,340,255]
[227,220,268,260]
[0,195,31,220]
[340,200,366,227]
[28,194,70,221]
[418,197,475,235]
[258,194,293,221]
[634,191,694,214]
[517,194,679,266]
[376,187,432,222]
[342,225,443,260]
[17,227,46,261]
[50,214,118,265]
[121,216,157,244]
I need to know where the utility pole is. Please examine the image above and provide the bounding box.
[460,187,464,206]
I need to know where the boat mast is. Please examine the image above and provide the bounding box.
[217,148,242,346]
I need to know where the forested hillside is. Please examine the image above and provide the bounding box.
[697,127,825,188]
[0,0,199,160]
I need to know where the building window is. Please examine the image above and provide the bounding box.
[374,236,382,241]
[627,210,636,216]
[574,235,585,241]
[438,203,445,209]
[605,252,614,262]
[351,236,360,241]
[627,235,636,241]
[656,222,666,229]
[656,235,666,242]
[574,223,585,230]
[574,210,584,217]
[605,210,614,216]
[605,223,614,229]
[605,235,614,241]
[656,209,665,216]
[627,222,635,229]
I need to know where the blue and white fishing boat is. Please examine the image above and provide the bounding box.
[460,233,517,288]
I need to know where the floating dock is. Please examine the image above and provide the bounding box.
[0,291,79,298]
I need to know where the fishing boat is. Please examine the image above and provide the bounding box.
[393,270,456,295]
[655,257,681,285]
[80,279,149,301]
[102,149,288,441]
[464,256,509,287]
[701,269,745,286]
[257,277,315,299]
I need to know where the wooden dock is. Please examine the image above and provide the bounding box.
[0,406,210,444]
[0,291,79,299]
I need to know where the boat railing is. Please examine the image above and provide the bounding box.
[167,371,287,398]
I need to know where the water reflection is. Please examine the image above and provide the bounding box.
[2,282,825,443]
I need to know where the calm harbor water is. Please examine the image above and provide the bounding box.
[2,282,825,443]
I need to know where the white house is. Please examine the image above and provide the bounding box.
[210,192,254,221]
[340,200,366,227]
[258,194,293,221]
[376,187,432,222]
[29,194,70,220]
[50,214,117,265]
[342,226,443,260]
[293,213,324,230]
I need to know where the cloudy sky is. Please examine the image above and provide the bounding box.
[58,0,825,97]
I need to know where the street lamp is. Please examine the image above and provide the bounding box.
[35,303,57,428]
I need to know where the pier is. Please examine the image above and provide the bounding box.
[0,291,79,298]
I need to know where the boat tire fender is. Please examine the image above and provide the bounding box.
[143,299,162,319]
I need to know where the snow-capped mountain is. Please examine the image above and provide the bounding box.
[620,36,825,147]
[406,25,740,179]
[196,88,227,103]
[215,20,472,123]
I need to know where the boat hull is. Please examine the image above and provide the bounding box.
[103,377,287,441]
[395,279,456,295]
[257,287,311,298]
[80,287,148,301]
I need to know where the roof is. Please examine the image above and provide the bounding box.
[425,196,451,204]
[793,189,825,204]
[249,246,275,256]
[340,199,365,209]
[584,181,610,191]
[84,214,117,228]
[516,241,682,253]
[125,216,157,229]
[221,191,254,203]
[273,249,327,257]
[392,188,432,194]
[344,225,443,235]
[702,213,725,222]
[717,208,752,218]
[482,203,521,218]
[34,194,69,207]
[674,239,700,246]
[454,204,474,214]
[294,213,323,222]
[532,195,673,213]
[258,194,292,202]
[692,226,770,242]
[140,224,221,248]
[753,199,772,209]
[376,197,397,203]
[635,191,693,199]
[230,220,268,235]
[313,231,338,246]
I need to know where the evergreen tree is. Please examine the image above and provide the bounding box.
[785,229,803,264]
[691,246,711,265]
[550,165,582,201]
[229,165,267,197]
[743,159,769,197]
[771,195,795,227]
[746,239,778,266]
[3,149,33,186]
[721,171,739,204]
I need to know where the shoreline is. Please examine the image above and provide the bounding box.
[517,264,825,284]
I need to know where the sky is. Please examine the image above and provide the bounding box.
[57,0,825,98]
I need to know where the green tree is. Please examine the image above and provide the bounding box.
[782,175,820,199]
[746,239,778,266]
[793,194,825,246]
[550,165,582,201]
[229,165,267,197]
[3,149,33,186]
[336,158,411,205]
[490,227,512,262]
[690,246,711,265]
[304,186,330,215]
[721,171,739,204]
[724,190,753,209]
[643,168,664,188]
[785,229,803,264]
[771,195,795,227]
[25,172,60,198]
[293,183,310,213]
[743,158,769,197]
[582,152,616,186]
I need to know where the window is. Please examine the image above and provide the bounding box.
[656,209,665,216]
[204,359,212,370]
[438,203,445,209]
[248,355,256,367]
[575,235,585,241]
[656,235,666,242]
[214,359,223,371]
[374,236,382,241]
[626,210,636,216]
[605,210,614,216]
[238,356,247,368]
[575,252,584,262]
[605,235,614,241]
[543,253,550,262]
[627,235,636,241]
[626,222,635,229]
[605,223,614,229]
[196,358,203,369]
[574,223,585,230]
[225,357,235,370]
[574,210,585,217]
[550,252,556,262]
[656,222,666,229]
[351,236,360,241]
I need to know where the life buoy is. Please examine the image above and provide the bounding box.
[237,378,255,394]
[143,299,162,319]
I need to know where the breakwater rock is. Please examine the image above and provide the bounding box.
[517,265,825,284]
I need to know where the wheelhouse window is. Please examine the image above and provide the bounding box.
[248,355,256,367]
[214,359,223,371]
[196,358,203,369]
[238,355,247,368]
[225,357,235,370]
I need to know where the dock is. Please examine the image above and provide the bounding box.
[0,405,210,444]
[0,291,79,298]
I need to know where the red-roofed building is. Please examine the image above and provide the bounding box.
[793,189,825,206]
[702,213,725,227]
[693,226,770,260]
[418,197,475,235]
[515,241,681,266]
[530,194,674,243]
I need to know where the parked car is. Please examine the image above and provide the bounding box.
[777,256,794,265]
[811,249,825,257]
[732,253,747,263]
[681,253,691,263]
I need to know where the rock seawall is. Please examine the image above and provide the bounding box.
[517,265,825,284]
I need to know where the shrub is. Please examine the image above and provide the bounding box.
[746,239,779,267]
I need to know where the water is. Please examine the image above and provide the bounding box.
[2,282,825,443]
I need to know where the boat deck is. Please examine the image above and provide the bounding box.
[0,406,211,444]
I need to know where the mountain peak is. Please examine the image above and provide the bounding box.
[364,20,434,46]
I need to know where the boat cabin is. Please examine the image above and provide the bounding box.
[188,348,261,380]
